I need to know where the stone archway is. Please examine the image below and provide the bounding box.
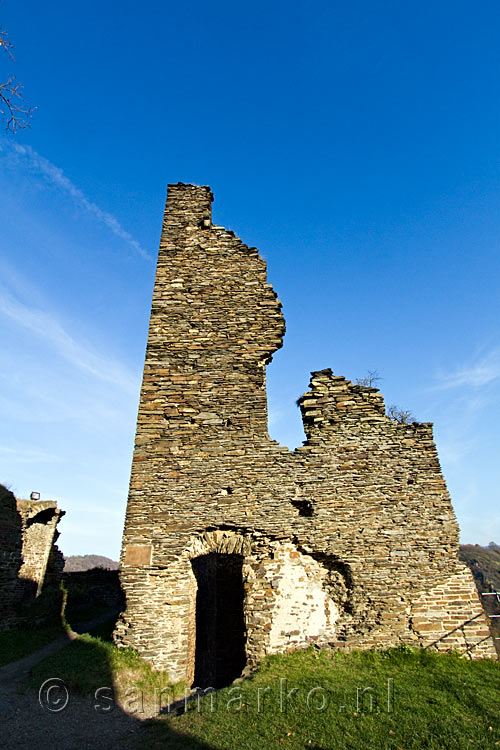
[186,530,252,688]
[191,552,246,689]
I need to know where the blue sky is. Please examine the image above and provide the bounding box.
[1,0,499,558]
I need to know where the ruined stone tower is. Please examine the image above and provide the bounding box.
[116,184,495,686]
[0,484,64,630]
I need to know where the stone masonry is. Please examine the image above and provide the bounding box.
[0,484,23,630]
[0,483,64,629]
[116,184,496,686]
[16,498,65,596]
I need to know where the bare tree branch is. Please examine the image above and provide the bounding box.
[356,369,382,388]
[0,26,15,60]
[0,24,35,132]
[387,404,416,424]
[0,75,34,131]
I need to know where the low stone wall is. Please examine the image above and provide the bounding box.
[409,567,494,657]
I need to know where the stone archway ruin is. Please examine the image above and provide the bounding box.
[115,184,496,681]
[191,552,246,689]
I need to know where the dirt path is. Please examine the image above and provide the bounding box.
[0,609,119,687]
[0,611,144,749]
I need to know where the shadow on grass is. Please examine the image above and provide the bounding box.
[26,617,217,749]
[24,637,500,750]
[0,567,216,749]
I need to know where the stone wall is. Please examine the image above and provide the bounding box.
[16,499,65,597]
[0,484,64,630]
[116,183,496,684]
[0,484,23,630]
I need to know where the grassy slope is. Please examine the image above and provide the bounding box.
[29,616,183,700]
[147,648,500,750]
[0,570,124,668]
[28,628,500,750]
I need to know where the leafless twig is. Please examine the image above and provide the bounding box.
[0,24,35,131]
[356,369,382,388]
[387,404,416,424]
[0,26,14,60]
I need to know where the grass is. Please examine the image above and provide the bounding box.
[0,571,122,670]
[0,596,119,669]
[29,617,185,706]
[0,623,65,667]
[27,631,500,750]
[145,647,500,750]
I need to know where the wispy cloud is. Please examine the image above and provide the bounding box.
[435,348,500,389]
[431,389,489,466]
[0,140,153,261]
[0,285,139,394]
[0,445,60,464]
[267,404,285,428]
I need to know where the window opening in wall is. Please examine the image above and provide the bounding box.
[291,498,314,517]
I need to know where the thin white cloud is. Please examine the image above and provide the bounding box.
[0,445,60,464]
[0,140,153,262]
[435,348,500,389]
[0,286,139,394]
[59,500,124,516]
[437,435,476,466]
[267,404,284,428]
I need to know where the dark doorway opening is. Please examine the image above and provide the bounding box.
[191,552,246,689]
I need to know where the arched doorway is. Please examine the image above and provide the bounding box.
[191,552,246,689]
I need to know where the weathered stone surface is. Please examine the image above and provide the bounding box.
[124,545,152,566]
[0,484,23,630]
[0,484,64,629]
[16,499,65,597]
[115,184,496,684]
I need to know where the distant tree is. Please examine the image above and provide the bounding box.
[387,404,416,424]
[356,369,381,388]
[0,23,34,131]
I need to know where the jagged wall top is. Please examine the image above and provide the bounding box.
[160,183,214,236]
[137,183,285,443]
[118,186,496,674]
[298,369,434,442]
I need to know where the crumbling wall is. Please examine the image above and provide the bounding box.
[295,370,493,656]
[0,488,64,629]
[116,184,496,684]
[16,500,65,596]
[0,484,23,630]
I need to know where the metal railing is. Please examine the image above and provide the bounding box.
[481,592,500,638]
